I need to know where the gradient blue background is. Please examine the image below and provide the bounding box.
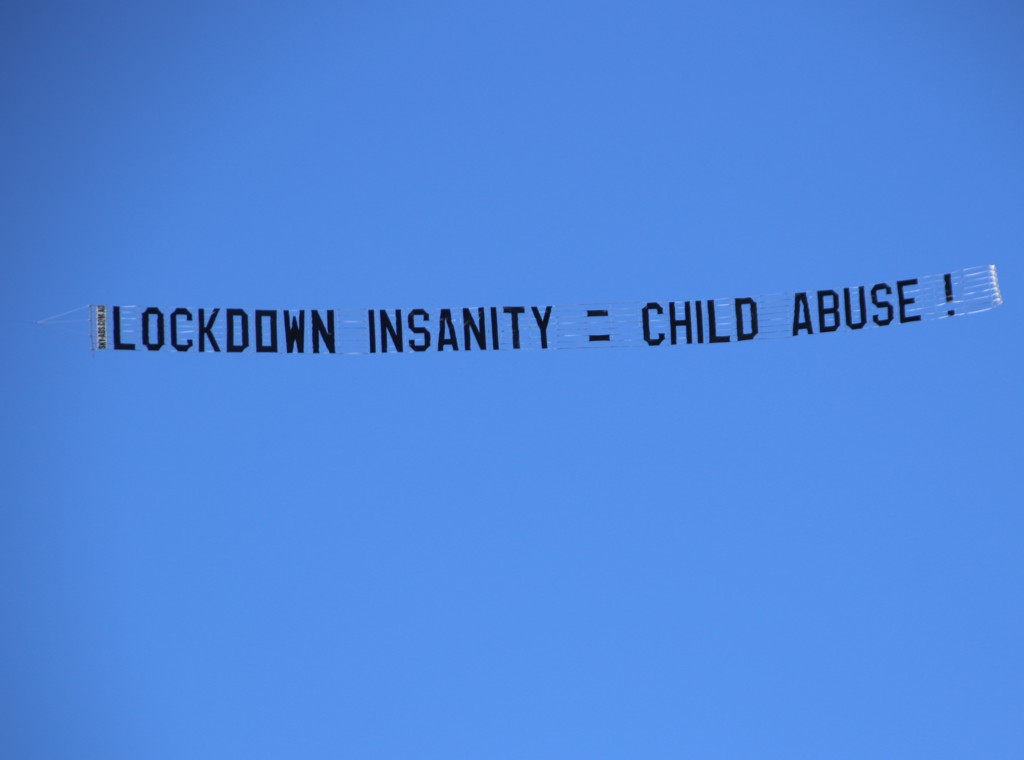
[3,2,1022,757]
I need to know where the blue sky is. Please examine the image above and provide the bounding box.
[2,2,1022,758]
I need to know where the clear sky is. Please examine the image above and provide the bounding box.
[2,2,1022,758]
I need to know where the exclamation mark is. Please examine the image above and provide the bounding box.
[944,273,955,316]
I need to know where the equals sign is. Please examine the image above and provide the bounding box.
[586,309,611,342]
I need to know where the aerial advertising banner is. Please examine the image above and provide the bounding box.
[91,265,1001,355]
